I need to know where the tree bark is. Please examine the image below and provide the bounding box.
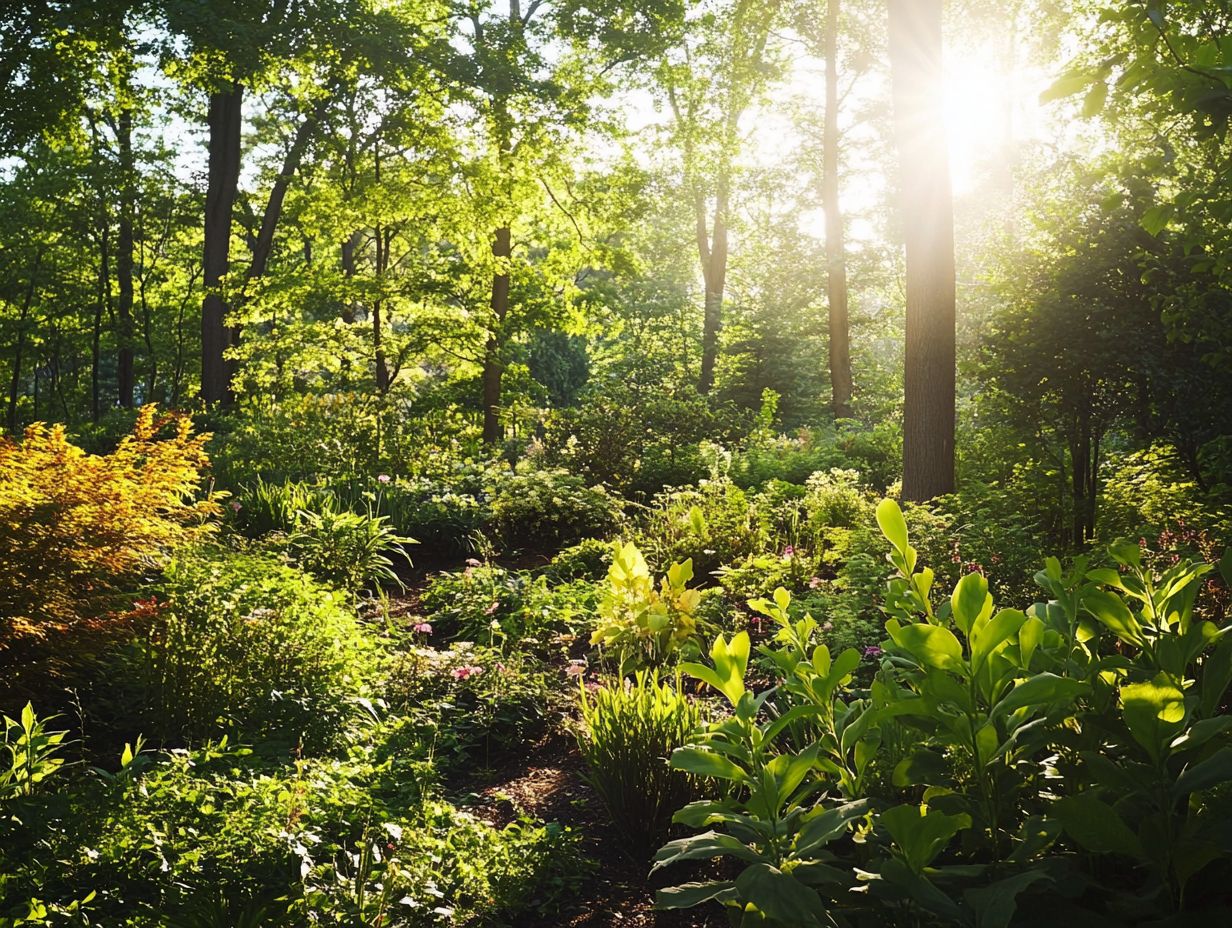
[201,83,243,406]
[889,0,956,501]
[697,181,728,396]
[823,0,853,420]
[483,224,511,446]
[115,105,136,408]
[7,252,40,434]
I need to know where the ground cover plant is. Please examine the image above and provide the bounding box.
[4,0,1232,924]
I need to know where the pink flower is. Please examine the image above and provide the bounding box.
[822,621,833,631]
[377,474,391,484]
[413,622,433,635]
[495,662,507,673]
[565,661,586,678]
[484,601,500,616]
[465,558,482,567]
[808,576,823,589]
[230,501,242,512]
[451,665,484,681]
[863,646,883,659]
[782,545,795,558]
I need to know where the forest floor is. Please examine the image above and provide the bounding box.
[386,559,725,928]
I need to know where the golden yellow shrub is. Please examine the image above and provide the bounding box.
[0,406,219,640]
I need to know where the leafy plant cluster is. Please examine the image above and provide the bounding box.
[643,500,1232,925]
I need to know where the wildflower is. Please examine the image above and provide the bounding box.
[412,622,433,635]
[565,660,586,678]
[808,576,823,589]
[465,558,482,567]
[451,665,484,681]
[782,545,795,558]
[495,662,507,673]
[863,646,883,659]
[377,473,391,484]
[484,601,500,616]
[230,500,242,512]
[822,621,833,631]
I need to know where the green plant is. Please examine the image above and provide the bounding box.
[487,468,625,551]
[577,671,701,856]
[1,704,67,800]
[118,548,377,747]
[288,505,414,591]
[635,477,766,578]
[542,537,613,584]
[590,541,704,673]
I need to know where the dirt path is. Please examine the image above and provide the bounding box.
[459,733,727,928]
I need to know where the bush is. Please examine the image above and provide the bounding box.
[635,477,765,578]
[287,506,413,592]
[116,547,376,747]
[590,542,704,672]
[488,468,625,551]
[419,565,598,650]
[542,537,613,584]
[0,407,217,640]
[577,672,701,856]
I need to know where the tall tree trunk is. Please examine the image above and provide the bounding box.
[889,0,956,501]
[92,220,111,423]
[483,224,511,446]
[201,83,243,406]
[697,182,729,395]
[372,140,390,393]
[823,0,853,420]
[115,105,136,408]
[7,252,40,434]
[339,230,362,324]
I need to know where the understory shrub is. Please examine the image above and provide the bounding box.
[635,477,765,578]
[652,500,1232,926]
[542,537,613,583]
[116,548,376,747]
[577,671,701,857]
[0,407,217,644]
[488,468,625,551]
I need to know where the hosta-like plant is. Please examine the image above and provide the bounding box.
[590,541,704,673]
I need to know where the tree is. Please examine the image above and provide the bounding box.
[821,0,853,420]
[889,0,955,500]
[656,0,786,395]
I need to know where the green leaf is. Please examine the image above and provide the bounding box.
[1018,616,1045,670]
[795,799,872,856]
[964,870,1049,928]
[1219,548,1232,588]
[992,673,1085,719]
[892,748,950,788]
[1040,68,1095,103]
[971,608,1026,673]
[734,862,830,927]
[887,621,966,674]
[652,831,762,872]
[1081,80,1108,117]
[951,572,991,636]
[1083,590,1143,645]
[655,881,737,910]
[671,748,746,783]
[880,804,971,873]
[876,498,909,555]
[1173,746,1232,800]
[1121,674,1188,760]
[1051,793,1143,859]
[1140,204,1174,237]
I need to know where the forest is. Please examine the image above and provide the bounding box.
[2,0,1231,925]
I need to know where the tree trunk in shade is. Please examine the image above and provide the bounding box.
[201,83,243,406]
[482,225,511,446]
[889,0,956,500]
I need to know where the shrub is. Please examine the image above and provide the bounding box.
[232,476,329,537]
[117,548,376,747]
[419,565,598,650]
[0,407,217,639]
[488,468,625,551]
[577,672,701,856]
[542,538,613,584]
[635,477,765,578]
[590,542,704,673]
[287,506,414,592]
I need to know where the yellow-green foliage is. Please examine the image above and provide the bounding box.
[590,541,703,671]
[0,406,218,638]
